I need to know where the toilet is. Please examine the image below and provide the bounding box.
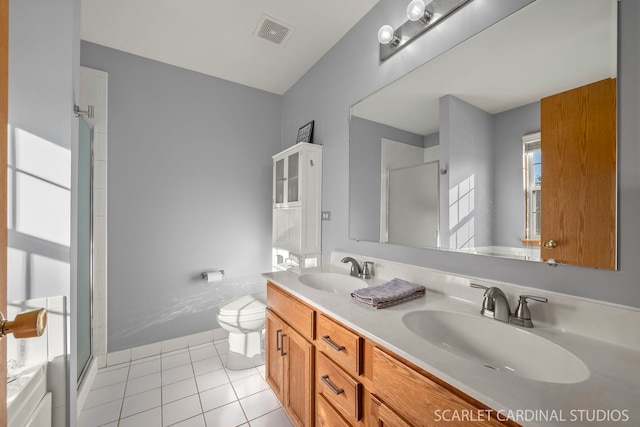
[217,293,267,370]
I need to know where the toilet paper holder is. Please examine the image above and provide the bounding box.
[202,270,225,281]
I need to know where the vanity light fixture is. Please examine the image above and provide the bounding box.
[378,0,473,62]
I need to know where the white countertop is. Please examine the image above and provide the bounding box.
[263,262,640,426]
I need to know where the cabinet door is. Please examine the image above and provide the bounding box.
[265,309,286,403]
[287,151,300,203]
[274,157,286,205]
[284,324,315,427]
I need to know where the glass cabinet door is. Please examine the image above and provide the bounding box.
[287,152,299,203]
[275,157,285,204]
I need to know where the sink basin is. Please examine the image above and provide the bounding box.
[298,273,366,294]
[403,310,589,384]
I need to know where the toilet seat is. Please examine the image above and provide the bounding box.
[219,294,266,317]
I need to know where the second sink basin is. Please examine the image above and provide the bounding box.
[298,273,366,295]
[403,310,589,384]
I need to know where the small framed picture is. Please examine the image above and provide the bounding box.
[296,120,314,143]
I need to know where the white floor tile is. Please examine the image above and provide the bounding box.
[162,351,192,370]
[172,414,206,427]
[192,356,223,376]
[131,343,161,361]
[162,377,198,405]
[83,381,126,409]
[119,407,162,427]
[215,341,229,356]
[226,367,258,383]
[162,394,203,427]
[199,383,237,412]
[121,387,161,418]
[239,389,280,421]
[189,330,213,347]
[162,336,189,354]
[125,372,161,396]
[162,364,194,386]
[195,369,229,392]
[248,408,293,427]
[189,344,217,362]
[85,338,274,427]
[77,399,122,427]
[107,349,131,366]
[232,373,268,399]
[203,401,247,427]
[91,366,129,390]
[128,358,161,379]
[131,354,160,366]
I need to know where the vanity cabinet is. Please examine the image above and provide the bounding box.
[266,281,516,427]
[266,284,316,427]
[272,143,322,268]
[266,308,315,427]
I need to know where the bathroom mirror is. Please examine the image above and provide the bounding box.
[349,0,618,269]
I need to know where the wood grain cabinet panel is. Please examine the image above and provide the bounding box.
[265,306,315,427]
[267,282,315,341]
[317,394,352,427]
[372,347,507,427]
[317,313,363,375]
[317,351,362,421]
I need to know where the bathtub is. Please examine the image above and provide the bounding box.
[7,363,52,427]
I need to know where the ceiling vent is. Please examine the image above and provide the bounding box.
[253,14,295,47]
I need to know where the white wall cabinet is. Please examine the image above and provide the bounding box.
[272,143,322,269]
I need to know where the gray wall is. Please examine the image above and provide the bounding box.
[81,42,282,351]
[440,95,493,249]
[282,0,640,308]
[349,116,423,242]
[8,0,80,424]
[493,101,540,247]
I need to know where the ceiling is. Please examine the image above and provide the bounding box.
[351,0,617,136]
[80,0,380,95]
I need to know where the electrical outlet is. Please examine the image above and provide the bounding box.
[322,211,331,221]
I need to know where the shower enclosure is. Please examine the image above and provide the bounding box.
[77,117,93,383]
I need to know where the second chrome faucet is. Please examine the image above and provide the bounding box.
[341,257,373,279]
[471,283,547,328]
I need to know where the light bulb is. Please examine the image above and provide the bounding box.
[406,0,426,21]
[377,25,395,44]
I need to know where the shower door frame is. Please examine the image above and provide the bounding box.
[77,116,94,385]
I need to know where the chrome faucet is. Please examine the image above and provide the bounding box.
[471,284,548,327]
[471,284,511,323]
[341,257,362,277]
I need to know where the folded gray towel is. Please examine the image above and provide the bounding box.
[351,278,425,309]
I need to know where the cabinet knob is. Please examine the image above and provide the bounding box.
[543,240,557,249]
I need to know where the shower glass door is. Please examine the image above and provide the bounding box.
[77,117,93,382]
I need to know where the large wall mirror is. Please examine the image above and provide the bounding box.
[349,0,618,269]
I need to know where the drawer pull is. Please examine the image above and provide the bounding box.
[280,333,287,356]
[276,329,282,352]
[322,335,346,352]
[320,374,344,395]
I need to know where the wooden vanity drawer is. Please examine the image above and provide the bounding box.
[317,351,362,421]
[317,314,362,375]
[317,394,352,427]
[372,347,502,427]
[267,282,315,341]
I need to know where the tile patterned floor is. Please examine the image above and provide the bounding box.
[78,340,294,427]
